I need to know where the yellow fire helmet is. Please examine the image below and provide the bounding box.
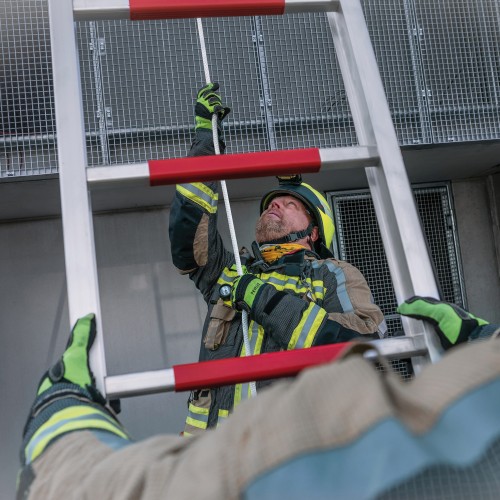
[260,176,335,258]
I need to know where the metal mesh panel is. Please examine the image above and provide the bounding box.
[361,0,431,145]
[76,14,355,167]
[259,14,356,149]
[329,183,465,380]
[329,184,465,335]
[414,186,466,303]
[2,1,500,176]
[77,18,269,166]
[411,0,500,142]
[0,0,57,177]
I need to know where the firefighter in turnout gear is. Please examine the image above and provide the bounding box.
[169,83,387,436]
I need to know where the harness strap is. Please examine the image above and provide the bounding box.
[261,222,315,246]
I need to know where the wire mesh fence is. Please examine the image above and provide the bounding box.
[77,14,356,167]
[411,0,500,143]
[0,0,56,177]
[329,183,465,335]
[329,183,465,380]
[1,0,500,177]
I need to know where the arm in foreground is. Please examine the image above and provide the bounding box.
[17,314,131,498]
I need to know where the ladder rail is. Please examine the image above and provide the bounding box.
[328,0,442,367]
[48,0,107,394]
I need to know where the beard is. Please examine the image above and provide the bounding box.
[255,215,290,243]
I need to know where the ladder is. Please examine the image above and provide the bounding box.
[48,0,443,398]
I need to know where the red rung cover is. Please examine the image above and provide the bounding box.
[149,148,321,186]
[129,0,285,20]
[173,342,353,391]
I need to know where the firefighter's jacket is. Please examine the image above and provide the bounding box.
[169,133,386,435]
[20,332,500,500]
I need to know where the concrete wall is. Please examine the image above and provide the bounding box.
[0,199,258,499]
[1,182,499,498]
[453,175,500,324]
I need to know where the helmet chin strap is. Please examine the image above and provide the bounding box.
[260,222,315,246]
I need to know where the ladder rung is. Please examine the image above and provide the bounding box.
[105,335,426,398]
[73,0,340,22]
[86,146,379,188]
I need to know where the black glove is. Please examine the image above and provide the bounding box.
[397,296,489,350]
[195,82,231,131]
[231,273,266,313]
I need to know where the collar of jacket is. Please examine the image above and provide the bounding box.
[249,247,319,276]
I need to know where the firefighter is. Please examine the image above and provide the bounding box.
[169,83,387,435]
[17,298,499,499]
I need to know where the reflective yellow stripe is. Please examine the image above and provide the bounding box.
[187,404,209,416]
[178,182,217,200]
[302,308,328,348]
[242,320,263,356]
[185,417,208,430]
[312,279,325,300]
[218,267,240,285]
[177,183,218,213]
[234,340,247,407]
[288,303,327,349]
[217,409,230,428]
[234,382,243,407]
[26,406,127,463]
[185,402,209,430]
[259,272,307,292]
[218,270,324,302]
[234,321,264,407]
[258,272,323,299]
[253,322,265,354]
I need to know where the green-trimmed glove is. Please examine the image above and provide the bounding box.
[231,273,266,313]
[397,296,489,350]
[195,82,231,131]
[36,313,97,396]
[20,313,130,473]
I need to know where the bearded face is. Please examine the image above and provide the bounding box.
[255,195,314,244]
[255,212,291,243]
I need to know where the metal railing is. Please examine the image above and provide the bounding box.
[1,0,500,177]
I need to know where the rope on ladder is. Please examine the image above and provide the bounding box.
[196,18,257,397]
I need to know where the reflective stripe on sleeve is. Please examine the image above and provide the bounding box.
[218,266,241,284]
[288,303,327,349]
[258,272,325,302]
[314,260,354,312]
[312,279,325,300]
[177,183,218,213]
[25,406,129,464]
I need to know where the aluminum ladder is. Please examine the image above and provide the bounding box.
[48,0,443,398]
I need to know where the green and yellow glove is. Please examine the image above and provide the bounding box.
[195,82,231,131]
[20,314,130,471]
[231,273,266,314]
[397,296,489,350]
[36,313,97,396]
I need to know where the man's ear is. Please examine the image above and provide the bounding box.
[311,226,319,243]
